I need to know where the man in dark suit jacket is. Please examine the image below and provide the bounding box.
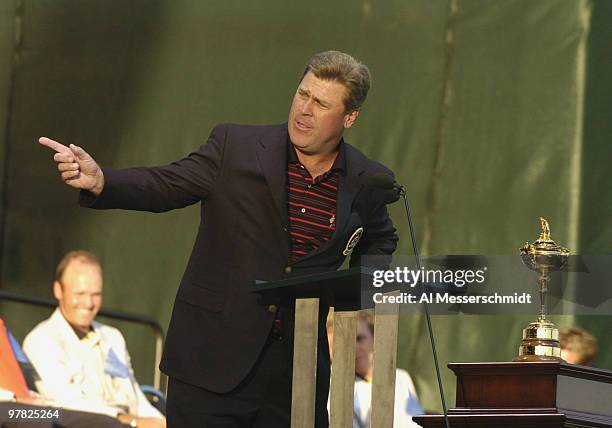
[41,51,398,427]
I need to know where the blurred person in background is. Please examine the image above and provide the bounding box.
[23,251,165,428]
[1,317,128,428]
[353,311,422,428]
[560,326,598,366]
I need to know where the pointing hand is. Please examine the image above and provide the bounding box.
[39,137,105,195]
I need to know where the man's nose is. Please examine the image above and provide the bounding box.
[81,294,95,308]
[301,98,314,116]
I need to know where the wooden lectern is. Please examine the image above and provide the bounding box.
[413,361,612,427]
[255,267,401,428]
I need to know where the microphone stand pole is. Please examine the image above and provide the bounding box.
[399,185,451,428]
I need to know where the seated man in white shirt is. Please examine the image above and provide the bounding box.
[23,251,165,428]
[1,317,126,428]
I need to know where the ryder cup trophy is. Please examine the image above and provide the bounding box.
[515,218,570,361]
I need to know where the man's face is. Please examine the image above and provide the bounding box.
[355,318,374,378]
[288,71,359,155]
[54,259,103,336]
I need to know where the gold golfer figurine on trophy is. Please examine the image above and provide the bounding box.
[515,217,570,361]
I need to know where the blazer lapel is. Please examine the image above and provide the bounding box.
[255,124,289,229]
[335,166,363,238]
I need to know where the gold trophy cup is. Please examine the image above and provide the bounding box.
[515,218,570,361]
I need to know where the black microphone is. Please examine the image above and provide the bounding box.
[367,171,451,428]
[366,172,402,205]
[367,172,396,189]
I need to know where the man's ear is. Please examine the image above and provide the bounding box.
[343,110,360,129]
[53,280,63,301]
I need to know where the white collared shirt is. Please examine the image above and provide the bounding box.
[23,308,163,419]
[353,369,423,428]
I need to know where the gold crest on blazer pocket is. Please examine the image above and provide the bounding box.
[343,227,364,256]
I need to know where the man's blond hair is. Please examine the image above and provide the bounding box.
[303,50,371,112]
[54,250,101,283]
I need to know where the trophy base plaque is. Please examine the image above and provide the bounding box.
[514,318,562,362]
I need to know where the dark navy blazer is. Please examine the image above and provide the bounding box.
[81,123,398,393]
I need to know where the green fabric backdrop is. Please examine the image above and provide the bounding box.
[1,0,610,413]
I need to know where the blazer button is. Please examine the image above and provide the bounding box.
[268,304,278,313]
[284,266,292,274]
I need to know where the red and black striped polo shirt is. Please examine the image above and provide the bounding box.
[287,142,345,262]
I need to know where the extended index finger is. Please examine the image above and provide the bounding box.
[39,137,71,154]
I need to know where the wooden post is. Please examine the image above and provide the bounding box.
[291,298,320,428]
[370,296,400,428]
[329,310,357,428]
